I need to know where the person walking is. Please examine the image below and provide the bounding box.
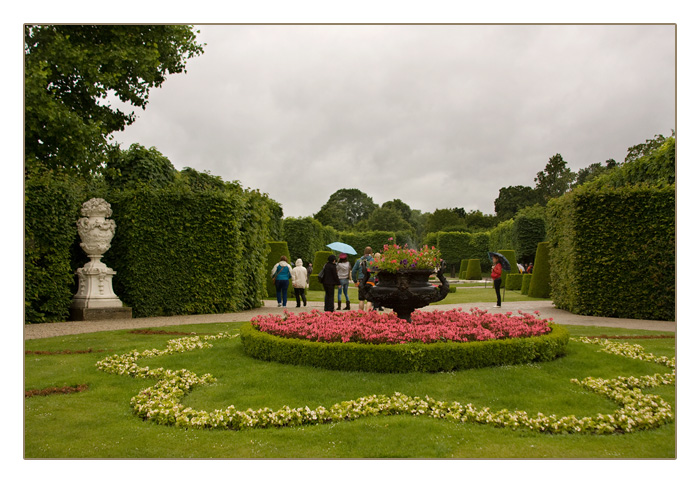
[351,247,374,311]
[336,253,352,310]
[491,254,503,308]
[270,256,292,307]
[291,258,308,308]
[320,254,341,312]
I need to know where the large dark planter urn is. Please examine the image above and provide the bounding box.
[358,262,450,322]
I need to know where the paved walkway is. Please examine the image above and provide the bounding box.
[23,300,676,340]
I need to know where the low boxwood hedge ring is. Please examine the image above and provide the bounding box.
[239,323,569,373]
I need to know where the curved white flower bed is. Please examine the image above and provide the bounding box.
[96,334,675,434]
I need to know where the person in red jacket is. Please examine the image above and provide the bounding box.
[491,255,503,308]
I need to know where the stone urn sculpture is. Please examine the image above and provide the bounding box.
[70,198,131,320]
[358,261,450,322]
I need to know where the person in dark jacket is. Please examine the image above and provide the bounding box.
[321,254,341,312]
[491,255,503,308]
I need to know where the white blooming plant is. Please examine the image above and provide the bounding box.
[96,334,674,434]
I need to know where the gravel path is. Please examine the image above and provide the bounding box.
[23,300,676,340]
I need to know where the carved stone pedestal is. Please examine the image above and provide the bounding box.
[70,198,131,321]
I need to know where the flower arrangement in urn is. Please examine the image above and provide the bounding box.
[370,238,442,272]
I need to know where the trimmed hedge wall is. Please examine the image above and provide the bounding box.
[240,323,569,373]
[521,273,532,295]
[282,217,337,267]
[24,173,87,323]
[513,206,546,263]
[547,184,675,320]
[528,242,551,299]
[505,273,523,290]
[104,185,272,317]
[488,219,515,254]
[433,231,490,273]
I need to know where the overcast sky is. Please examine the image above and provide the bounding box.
[110,24,675,218]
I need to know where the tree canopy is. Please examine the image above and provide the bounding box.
[313,188,378,231]
[534,153,575,201]
[494,185,543,221]
[25,24,204,176]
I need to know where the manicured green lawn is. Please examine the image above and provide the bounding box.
[24,322,675,458]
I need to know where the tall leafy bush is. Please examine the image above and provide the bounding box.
[104,184,272,317]
[24,173,85,323]
[488,219,515,254]
[547,185,674,320]
[513,205,547,263]
[436,232,490,272]
[282,217,332,266]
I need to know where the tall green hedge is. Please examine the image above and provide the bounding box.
[547,185,674,320]
[488,219,515,254]
[24,173,87,323]
[513,205,546,263]
[104,185,272,317]
[282,217,337,267]
[505,273,523,290]
[435,231,490,272]
[528,242,551,299]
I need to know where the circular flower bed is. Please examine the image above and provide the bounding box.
[252,308,553,344]
[241,308,569,373]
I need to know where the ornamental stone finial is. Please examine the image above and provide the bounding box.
[70,198,131,321]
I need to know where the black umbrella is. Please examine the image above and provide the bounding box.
[487,252,511,271]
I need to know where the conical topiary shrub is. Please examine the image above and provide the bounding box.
[266,241,294,298]
[528,242,551,298]
[521,273,532,295]
[465,259,482,280]
[309,250,334,291]
[458,259,469,280]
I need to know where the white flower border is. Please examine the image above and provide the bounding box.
[95,334,675,434]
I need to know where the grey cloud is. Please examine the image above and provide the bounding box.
[112,24,675,218]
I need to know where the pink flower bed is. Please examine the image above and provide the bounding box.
[251,308,553,345]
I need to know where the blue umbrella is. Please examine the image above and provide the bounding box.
[487,252,511,271]
[326,242,357,255]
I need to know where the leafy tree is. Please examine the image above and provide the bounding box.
[366,207,414,232]
[424,208,465,234]
[624,132,672,164]
[534,153,575,201]
[381,199,412,223]
[25,25,204,176]
[573,159,619,187]
[451,207,467,219]
[463,209,498,231]
[179,167,230,191]
[494,185,543,221]
[313,188,378,230]
[104,143,176,190]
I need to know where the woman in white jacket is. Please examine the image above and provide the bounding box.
[291,258,308,308]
